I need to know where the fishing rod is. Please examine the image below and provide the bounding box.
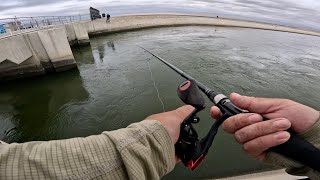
[138,46,320,171]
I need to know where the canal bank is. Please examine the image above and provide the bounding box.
[1,14,320,82]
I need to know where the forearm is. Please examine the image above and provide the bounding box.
[264,115,320,179]
[0,120,176,180]
[106,120,176,179]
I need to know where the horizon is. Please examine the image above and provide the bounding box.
[1,0,320,31]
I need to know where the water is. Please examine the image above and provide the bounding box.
[1,26,320,179]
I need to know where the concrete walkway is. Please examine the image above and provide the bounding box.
[85,14,320,37]
[216,169,307,180]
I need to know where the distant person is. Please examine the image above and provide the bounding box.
[107,14,111,23]
[217,16,219,18]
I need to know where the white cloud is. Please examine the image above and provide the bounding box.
[0,0,319,30]
[0,0,22,7]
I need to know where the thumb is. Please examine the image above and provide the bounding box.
[174,105,195,123]
[230,93,281,114]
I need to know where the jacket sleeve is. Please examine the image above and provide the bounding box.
[0,120,176,180]
[264,117,320,180]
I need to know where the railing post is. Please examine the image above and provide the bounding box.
[35,20,39,29]
[31,17,36,29]
[53,16,56,25]
[14,16,20,31]
[43,17,48,27]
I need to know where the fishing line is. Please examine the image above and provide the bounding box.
[146,58,166,112]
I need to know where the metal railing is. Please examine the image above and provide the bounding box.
[0,14,91,38]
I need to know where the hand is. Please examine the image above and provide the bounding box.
[211,93,320,160]
[145,105,195,144]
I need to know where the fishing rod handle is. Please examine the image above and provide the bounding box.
[212,95,320,172]
[271,131,320,172]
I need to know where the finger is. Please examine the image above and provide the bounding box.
[243,131,290,158]
[230,93,284,114]
[210,106,222,119]
[256,153,267,161]
[175,156,181,163]
[222,113,263,134]
[174,105,195,123]
[234,118,291,144]
[145,105,194,123]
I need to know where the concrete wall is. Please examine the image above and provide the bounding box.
[72,23,90,45]
[84,15,320,37]
[0,27,76,82]
[0,35,34,65]
[24,32,53,72]
[0,35,45,81]
[1,14,320,82]
[81,21,96,34]
[64,24,77,46]
[38,28,76,72]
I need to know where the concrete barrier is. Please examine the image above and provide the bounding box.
[0,35,45,82]
[37,28,76,72]
[72,23,90,46]
[65,23,78,46]
[24,32,54,72]
[0,27,77,82]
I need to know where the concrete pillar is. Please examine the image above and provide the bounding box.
[0,35,45,82]
[37,27,77,72]
[73,23,90,46]
[24,32,54,72]
[64,23,77,46]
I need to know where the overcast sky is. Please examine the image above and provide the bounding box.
[1,0,320,30]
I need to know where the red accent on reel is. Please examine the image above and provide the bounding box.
[179,80,191,91]
[187,154,205,171]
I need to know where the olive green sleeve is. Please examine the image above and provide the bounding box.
[264,117,320,179]
[0,120,176,180]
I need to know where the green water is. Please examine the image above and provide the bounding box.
[1,26,320,179]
